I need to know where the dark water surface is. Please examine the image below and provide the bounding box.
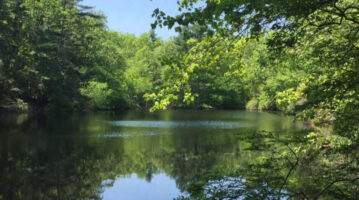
[0,110,356,199]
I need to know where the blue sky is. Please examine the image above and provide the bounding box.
[82,0,181,39]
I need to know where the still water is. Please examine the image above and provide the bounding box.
[0,110,355,199]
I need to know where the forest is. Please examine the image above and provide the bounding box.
[1,0,358,144]
[0,0,358,199]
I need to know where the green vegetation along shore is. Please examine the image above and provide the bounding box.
[0,1,358,196]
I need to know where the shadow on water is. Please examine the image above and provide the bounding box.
[0,110,358,200]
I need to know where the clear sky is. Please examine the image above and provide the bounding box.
[81,0,181,40]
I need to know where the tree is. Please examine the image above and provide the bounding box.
[152,0,339,37]
[0,0,107,111]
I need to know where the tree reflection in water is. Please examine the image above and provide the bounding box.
[0,111,358,200]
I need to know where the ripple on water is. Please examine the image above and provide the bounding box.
[106,121,255,129]
[94,131,158,138]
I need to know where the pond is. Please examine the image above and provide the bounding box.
[0,110,357,199]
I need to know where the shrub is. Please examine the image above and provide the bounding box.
[80,81,113,109]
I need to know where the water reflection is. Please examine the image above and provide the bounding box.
[107,120,255,129]
[102,174,183,200]
[0,110,357,200]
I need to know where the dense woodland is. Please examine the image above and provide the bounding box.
[0,0,359,199]
[1,0,358,142]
